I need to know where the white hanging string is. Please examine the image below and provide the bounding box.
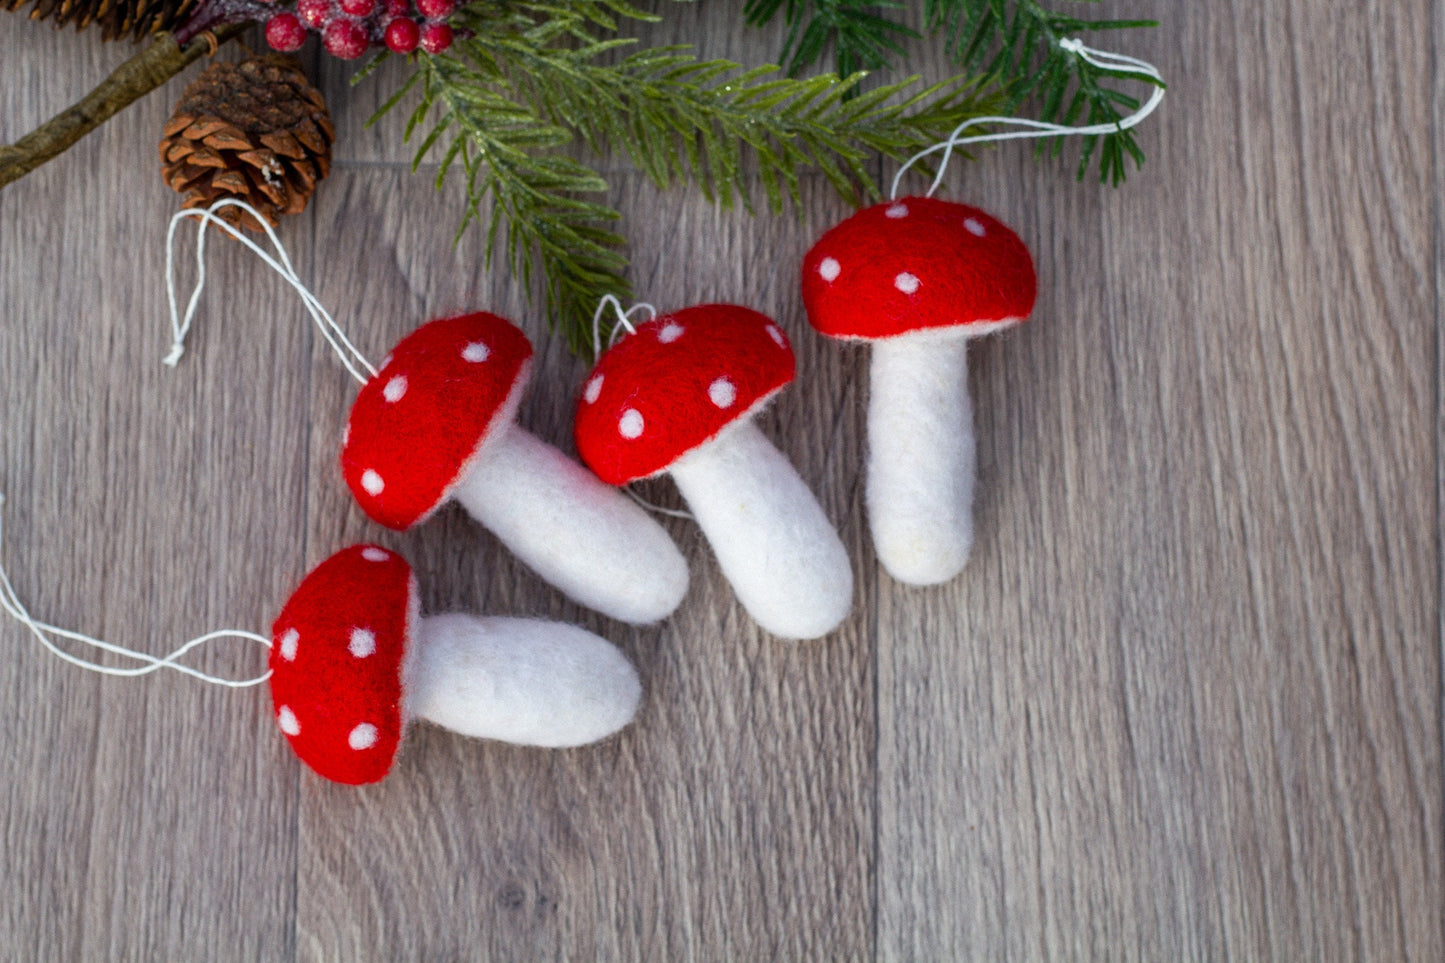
[890,38,1167,200]
[623,486,694,521]
[591,293,657,356]
[0,493,272,688]
[164,198,379,386]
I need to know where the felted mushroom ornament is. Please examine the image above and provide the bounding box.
[270,544,643,784]
[801,197,1037,585]
[159,211,687,626]
[574,304,853,640]
[339,312,690,625]
[0,493,640,788]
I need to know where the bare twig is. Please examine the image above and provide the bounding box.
[0,23,249,188]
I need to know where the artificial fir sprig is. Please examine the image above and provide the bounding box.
[392,54,633,353]
[379,0,1002,354]
[742,0,918,80]
[746,0,1158,184]
[928,0,1158,184]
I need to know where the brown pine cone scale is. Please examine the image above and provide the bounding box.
[4,0,197,41]
[159,54,333,232]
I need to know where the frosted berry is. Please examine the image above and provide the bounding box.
[339,0,376,17]
[323,19,369,59]
[264,12,307,51]
[384,17,420,53]
[419,21,452,53]
[383,0,409,15]
[415,0,454,19]
[297,0,331,27]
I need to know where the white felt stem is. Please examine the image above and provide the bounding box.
[451,425,689,624]
[407,613,642,748]
[867,334,975,585]
[668,420,853,640]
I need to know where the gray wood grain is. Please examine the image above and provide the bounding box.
[878,2,1444,960]
[2,0,1441,959]
[1,23,307,961]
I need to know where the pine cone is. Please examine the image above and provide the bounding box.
[159,54,333,232]
[4,0,198,41]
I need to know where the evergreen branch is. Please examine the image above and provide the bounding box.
[926,0,1159,184]
[746,0,1159,183]
[387,54,631,356]
[457,14,1001,212]
[372,2,1002,354]
[742,0,918,80]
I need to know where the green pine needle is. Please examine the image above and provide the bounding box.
[368,0,1003,356]
[926,0,1160,185]
[746,0,1160,185]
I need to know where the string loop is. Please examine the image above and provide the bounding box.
[890,37,1166,200]
[164,198,379,385]
[0,493,272,688]
[591,294,657,357]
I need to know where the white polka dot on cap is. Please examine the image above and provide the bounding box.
[348,723,378,750]
[361,470,385,495]
[584,374,604,404]
[349,628,376,658]
[708,377,737,409]
[278,628,300,662]
[462,342,490,362]
[277,706,300,736]
[618,409,644,439]
[818,257,841,282]
[894,272,920,295]
[383,375,408,402]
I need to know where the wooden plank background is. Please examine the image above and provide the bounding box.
[2,0,1441,958]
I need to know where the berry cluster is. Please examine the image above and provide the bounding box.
[264,0,455,59]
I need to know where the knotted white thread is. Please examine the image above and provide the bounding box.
[890,38,1166,200]
[164,198,379,385]
[591,293,657,357]
[0,493,272,688]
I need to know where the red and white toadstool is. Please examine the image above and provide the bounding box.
[574,304,853,640]
[269,544,643,785]
[801,197,1037,586]
[341,312,689,625]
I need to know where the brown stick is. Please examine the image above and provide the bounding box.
[0,23,249,188]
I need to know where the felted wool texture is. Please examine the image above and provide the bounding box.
[802,197,1037,341]
[450,424,690,625]
[342,312,534,530]
[574,304,796,485]
[669,420,853,640]
[866,335,976,585]
[270,544,416,785]
[406,613,642,748]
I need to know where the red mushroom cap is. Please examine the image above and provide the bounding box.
[801,197,1037,341]
[574,304,795,485]
[342,313,534,530]
[269,544,418,785]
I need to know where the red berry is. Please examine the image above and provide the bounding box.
[264,12,307,51]
[297,0,331,27]
[383,0,408,15]
[419,21,452,53]
[384,16,419,52]
[339,0,375,16]
[415,0,453,19]
[322,18,369,59]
